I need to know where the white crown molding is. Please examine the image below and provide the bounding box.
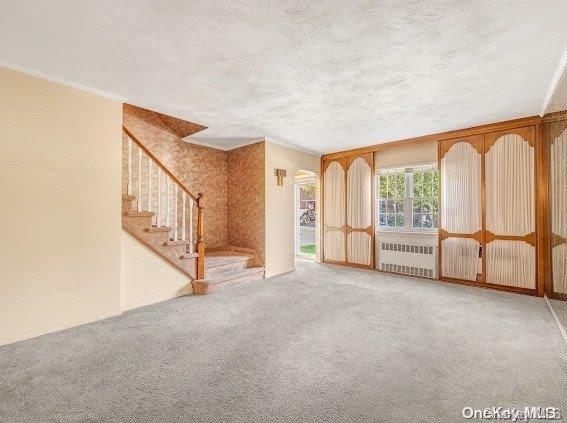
[264,137,322,157]
[0,60,127,103]
[540,46,567,116]
[185,137,265,151]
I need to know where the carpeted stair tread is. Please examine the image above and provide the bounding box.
[205,250,255,268]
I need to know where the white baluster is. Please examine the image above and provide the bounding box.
[148,160,153,223]
[157,168,161,226]
[127,138,132,195]
[165,177,170,228]
[137,147,142,211]
[181,191,186,242]
[189,197,193,251]
[174,185,178,240]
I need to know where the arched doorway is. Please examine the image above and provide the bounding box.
[294,170,319,261]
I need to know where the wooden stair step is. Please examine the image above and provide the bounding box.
[179,252,199,260]
[122,194,136,201]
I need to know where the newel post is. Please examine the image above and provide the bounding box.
[196,193,205,279]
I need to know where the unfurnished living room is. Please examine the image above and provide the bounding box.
[1,2,567,422]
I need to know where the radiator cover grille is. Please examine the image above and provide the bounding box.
[378,241,438,279]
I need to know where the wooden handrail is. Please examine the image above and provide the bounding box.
[123,124,205,279]
[122,125,199,202]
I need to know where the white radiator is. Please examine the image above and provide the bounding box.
[378,241,438,279]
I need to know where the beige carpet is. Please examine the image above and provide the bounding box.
[1,260,566,422]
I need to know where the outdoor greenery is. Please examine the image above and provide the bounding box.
[377,166,439,229]
[300,244,316,255]
[301,183,316,197]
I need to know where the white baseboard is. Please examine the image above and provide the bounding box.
[265,265,296,278]
[121,289,192,312]
[0,308,123,347]
[544,295,567,347]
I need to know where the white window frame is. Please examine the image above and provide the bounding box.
[376,163,438,234]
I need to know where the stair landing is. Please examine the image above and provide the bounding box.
[192,250,264,295]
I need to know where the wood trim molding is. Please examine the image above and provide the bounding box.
[484,231,536,247]
[439,229,483,243]
[346,225,373,236]
[484,125,535,150]
[552,233,567,248]
[439,134,484,159]
[542,109,567,123]
[322,115,542,160]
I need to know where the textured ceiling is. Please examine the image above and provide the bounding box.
[1,1,566,154]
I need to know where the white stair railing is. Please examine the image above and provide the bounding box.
[123,132,197,249]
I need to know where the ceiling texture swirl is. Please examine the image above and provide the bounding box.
[1,0,566,154]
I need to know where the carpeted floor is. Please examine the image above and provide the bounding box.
[1,260,566,423]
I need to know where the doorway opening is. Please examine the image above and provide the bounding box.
[294,170,318,260]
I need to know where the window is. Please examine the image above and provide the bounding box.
[377,165,439,230]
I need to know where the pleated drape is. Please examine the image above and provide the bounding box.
[552,245,567,294]
[347,232,372,265]
[441,142,482,233]
[324,162,345,228]
[485,134,534,236]
[345,157,372,265]
[441,141,481,280]
[441,238,480,281]
[551,128,567,293]
[324,161,346,261]
[324,230,345,262]
[347,157,372,229]
[484,134,535,288]
[487,240,535,289]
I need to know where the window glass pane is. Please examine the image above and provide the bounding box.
[412,170,423,197]
[379,174,388,198]
[386,200,394,213]
[422,199,433,214]
[395,201,404,213]
[432,170,439,196]
[423,214,433,228]
[379,214,387,227]
[395,214,405,227]
[413,213,422,228]
[432,214,439,228]
[423,171,434,197]
[412,199,422,214]
[379,200,386,213]
[431,197,439,213]
[387,214,395,227]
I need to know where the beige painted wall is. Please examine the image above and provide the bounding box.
[121,230,192,310]
[374,141,437,169]
[264,141,320,277]
[0,67,123,345]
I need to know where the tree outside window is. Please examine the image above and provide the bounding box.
[377,165,439,230]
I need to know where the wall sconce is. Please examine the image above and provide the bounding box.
[274,168,287,186]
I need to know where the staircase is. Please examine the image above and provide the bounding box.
[122,126,264,294]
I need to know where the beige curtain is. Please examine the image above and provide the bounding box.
[485,134,535,288]
[324,230,345,262]
[347,157,372,229]
[487,240,535,289]
[552,128,567,293]
[347,232,372,265]
[552,245,567,294]
[346,157,372,265]
[441,238,480,281]
[324,161,346,261]
[441,142,482,233]
[486,134,534,236]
